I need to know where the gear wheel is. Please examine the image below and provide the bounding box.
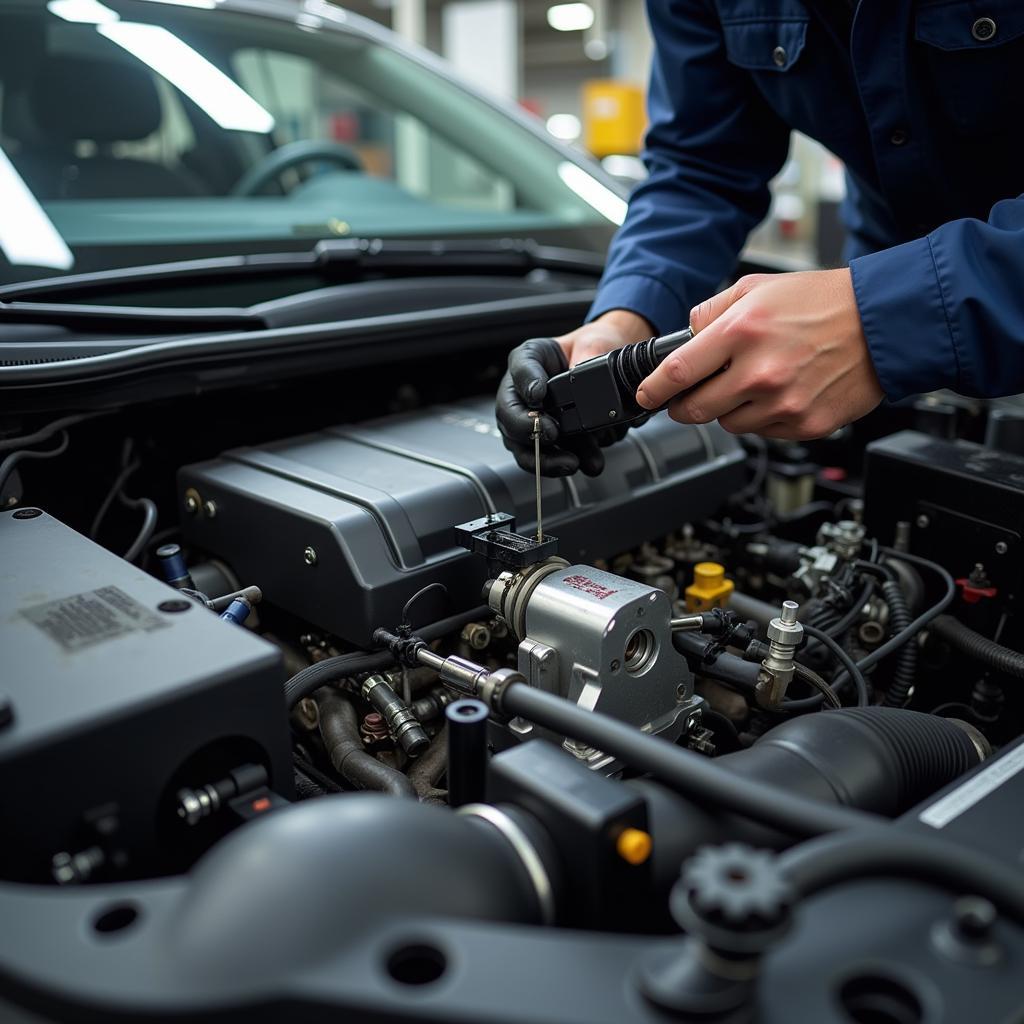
[678,843,793,936]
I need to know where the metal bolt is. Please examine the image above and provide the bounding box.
[202,499,218,518]
[304,546,318,566]
[610,659,620,672]
[184,489,201,515]
[916,514,930,529]
[780,600,799,625]
[608,410,618,419]
[995,541,1008,555]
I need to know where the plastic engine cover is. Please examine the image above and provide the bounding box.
[178,396,745,645]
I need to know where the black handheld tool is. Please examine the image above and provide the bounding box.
[544,326,693,436]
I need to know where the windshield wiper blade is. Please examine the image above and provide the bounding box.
[0,301,262,333]
[0,239,604,304]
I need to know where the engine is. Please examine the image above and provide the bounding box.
[3,393,1024,1024]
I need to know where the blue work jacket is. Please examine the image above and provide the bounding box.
[589,0,1024,402]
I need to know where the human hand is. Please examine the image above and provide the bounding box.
[634,269,883,439]
[495,310,652,475]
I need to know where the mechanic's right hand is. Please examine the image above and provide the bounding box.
[495,311,652,476]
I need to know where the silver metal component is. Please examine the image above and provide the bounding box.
[460,621,492,650]
[416,649,493,695]
[818,520,865,561]
[52,846,105,886]
[361,674,422,751]
[202,499,218,519]
[457,803,556,924]
[487,561,696,772]
[996,541,1009,555]
[530,411,543,543]
[176,783,221,826]
[792,546,840,596]
[184,488,201,515]
[916,514,930,530]
[487,558,568,640]
[671,615,705,632]
[757,600,804,708]
[303,545,318,566]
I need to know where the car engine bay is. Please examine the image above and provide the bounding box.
[3,369,1024,1023]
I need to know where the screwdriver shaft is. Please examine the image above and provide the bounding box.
[530,413,543,542]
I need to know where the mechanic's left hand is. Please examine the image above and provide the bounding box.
[634,269,884,440]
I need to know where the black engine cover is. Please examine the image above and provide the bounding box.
[178,396,744,645]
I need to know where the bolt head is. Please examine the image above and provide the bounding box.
[608,410,618,419]
[304,546,318,566]
[995,541,1008,555]
[202,500,218,518]
[916,514,930,529]
[184,495,199,514]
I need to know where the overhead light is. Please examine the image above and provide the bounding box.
[0,149,73,270]
[47,0,119,24]
[546,113,581,141]
[558,161,627,225]
[547,3,594,31]
[98,22,275,133]
[137,0,218,8]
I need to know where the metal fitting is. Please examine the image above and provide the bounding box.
[176,783,222,827]
[361,674,430,756]
[818,520,865,561]
[757,600,803,708]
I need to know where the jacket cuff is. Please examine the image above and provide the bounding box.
[587,273,690,337]
[849,237,960,402]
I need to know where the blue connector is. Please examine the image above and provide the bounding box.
[156,543,195,590]
[219,598,252,627]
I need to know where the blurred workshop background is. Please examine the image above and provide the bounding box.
[337,0,843,269]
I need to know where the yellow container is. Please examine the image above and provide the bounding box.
[685,562,734,612]
[582,79,645,157]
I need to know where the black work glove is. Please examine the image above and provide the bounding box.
[495,337,629,477]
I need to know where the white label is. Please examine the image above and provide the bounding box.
[918,743,1024,829]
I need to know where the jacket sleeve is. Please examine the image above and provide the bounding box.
[588,0,792,335]
[850,196,1024,401]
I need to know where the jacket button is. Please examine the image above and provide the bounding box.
[772,45,787,67]
[890,128,909,146]
[972,17,997,41]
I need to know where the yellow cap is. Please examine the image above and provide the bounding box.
[616,827,652,865]
[693,562,725,586]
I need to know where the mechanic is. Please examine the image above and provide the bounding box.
[497,0,1024,474]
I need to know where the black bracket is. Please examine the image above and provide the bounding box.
[454,513,558,570]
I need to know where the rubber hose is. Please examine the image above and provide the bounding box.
[499,682,880,836]
[316,689,416,799]
[717,706,983,817]
[931,614,1024,679]
[882,578,916,706]
[285,604,491,707]
[672,631,763,689]
[779,829,1024,925]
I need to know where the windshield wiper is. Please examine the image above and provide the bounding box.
[0,238,604,306]
[0,302,262,333]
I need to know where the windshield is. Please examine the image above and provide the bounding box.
[0,0,623,283]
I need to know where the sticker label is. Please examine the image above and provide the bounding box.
[918,742,1024,829]
[21,586,169,652]
[562,574,621,600]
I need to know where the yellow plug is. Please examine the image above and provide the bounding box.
[685,562,734,612]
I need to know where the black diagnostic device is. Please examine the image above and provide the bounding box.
[544,327,693,436]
